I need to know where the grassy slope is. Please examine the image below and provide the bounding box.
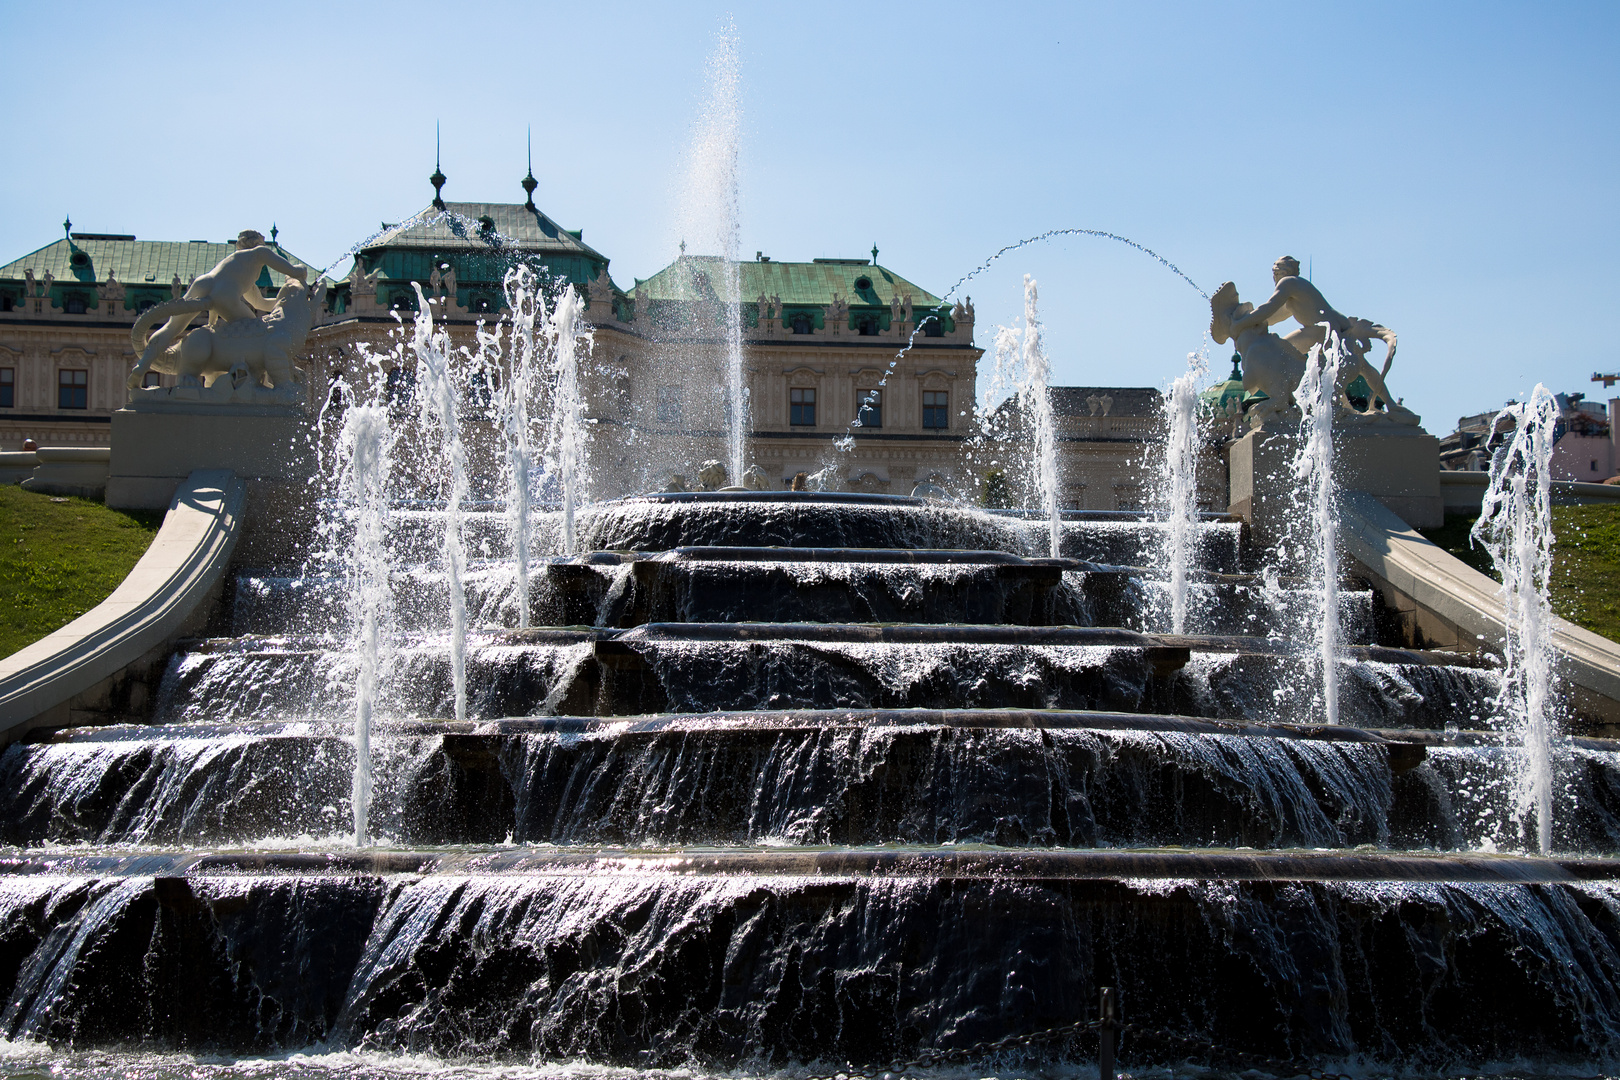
[0,487,162,658]
[1419,504,1620,643]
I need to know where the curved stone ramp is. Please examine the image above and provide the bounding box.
[1340,489,1620,728]
[0,469,246,744]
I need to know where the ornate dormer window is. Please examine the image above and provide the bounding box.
[856,315,880,336]
[63,293,88,314]
[790,312,813,335]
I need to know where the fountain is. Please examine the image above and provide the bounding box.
[1155,350,1208,634]
[1472,384,1561,854]
[497,265,542,628]
[1291,328,1346,725]
[4,199,1620,1077]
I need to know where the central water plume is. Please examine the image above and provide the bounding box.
[1156,351,1208,633]
[496,266,542,626]
[1472,384,1560,855]
[324,368,397,847]
[1291,329,1345,725]
[546,284,590,554]
[678,23,747,484]
[1020,276,1063,557]
[410,284,469,724]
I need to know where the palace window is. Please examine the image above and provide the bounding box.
[856,315,880,336]
[58,369,87,410]
[471,294,495,313]
[790,387,816,426]
[0,294,14,313]
[390,291,417,312]
[923,390,949,429]
[137,298,158,314]
[63,294,88,315]
[857,389,882,429]
[656,385,683,425]
[789,312,813,335]
[922,313,944,338]
[0,369,12,408]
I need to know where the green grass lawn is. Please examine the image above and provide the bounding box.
[0,486,162,658]
[1420,504,1620,643]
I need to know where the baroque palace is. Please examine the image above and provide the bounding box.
[0,171,1194,506]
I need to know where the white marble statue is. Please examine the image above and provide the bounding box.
[128,230,314,400]
[1210,256,1418,428]
[128,279,324,403]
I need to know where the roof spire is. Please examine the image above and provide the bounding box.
[871,242,878,265]
[430,123,448,211]
[270,223,279,245]
[679,239,687,257]
[522,126,538,210]
[63,214,73,242]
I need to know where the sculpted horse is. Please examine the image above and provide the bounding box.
[129,280,325,392]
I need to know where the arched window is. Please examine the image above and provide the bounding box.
[856,315,879,336]
[922,314,944,338]
[63,294,88,314]
[390,291,417,312]
[790,312,813,335]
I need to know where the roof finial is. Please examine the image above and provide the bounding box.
[63,215,73,242]
[430,122,448,211]
[270,223,279,245]
[679,239,687,257]
[871,242,878,265]
[522,126,538,211]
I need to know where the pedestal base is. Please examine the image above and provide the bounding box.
[107,407,317,566]
[1228,424,1442,552]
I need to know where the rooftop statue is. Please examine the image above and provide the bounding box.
[1210,256,1419,429]
[128,230,317,405]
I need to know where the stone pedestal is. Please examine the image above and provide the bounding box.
[1228,424,1442,552]
[107,405,317,566]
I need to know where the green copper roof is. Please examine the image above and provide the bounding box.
[637,256,943,308]
[0,236,314,290]
[365,203,607,263]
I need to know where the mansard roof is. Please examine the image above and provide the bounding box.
[0,235,314,290]
[354,202,612,294]
[636,255,944,308]
[363,203,608,263]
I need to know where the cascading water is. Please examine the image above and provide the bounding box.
[410,283,469,724]
[546,284,590,555]
[1156,351,1208,633]
[1472,384,1561,855]
[1291,328,1345,725]
[1019,276,1063,558]
[325,370,397,847]
[499,266,543,626]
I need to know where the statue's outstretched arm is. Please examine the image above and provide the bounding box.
[1231,290,1287,336]
[260,250,309,283]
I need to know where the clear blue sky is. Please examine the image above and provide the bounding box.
[2,1,1614,430]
